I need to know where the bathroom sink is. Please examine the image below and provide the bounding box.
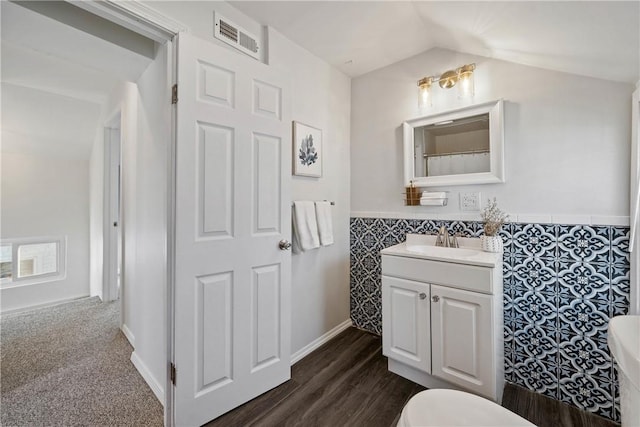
[380,234,500,268]
[405,245,480,258]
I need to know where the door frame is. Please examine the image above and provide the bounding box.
[631,83,639,316]
[102,112,122,305]
[68,2,183,425]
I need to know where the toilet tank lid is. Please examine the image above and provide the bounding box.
[608,315,640,389]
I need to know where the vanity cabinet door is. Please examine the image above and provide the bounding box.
[382,276,431,373]
[430,284,495,398]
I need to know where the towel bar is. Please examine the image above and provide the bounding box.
[292,201,335,207]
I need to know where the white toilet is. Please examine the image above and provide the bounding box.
[608,315,640,427]
[397,389,535,427]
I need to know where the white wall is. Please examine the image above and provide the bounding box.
[88,47,170,402]
[90,82,138,336]
[1,149,90,312]
[268,28,352,354]
[129,41,171,401]
[351,48,634,223]
[144,1,352,355]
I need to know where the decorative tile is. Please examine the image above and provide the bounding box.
[499,227,513,254]
[382,231,405,249]
[558,298,610,339]
[502,254,517,282]
[513,323,558,361]
[558,334,613,380]
[511,357,559,399]
[512,257,557,295]
[411,219,440,235]
[610,264,630,317]
[349,216,630,422]
[556,261,610,301]
[557,225,610,264]
[609,296,630,317]
[512,291,557,331]
[558,370,615,420]
[611,227,629,266]
[612,367,621,423]
[504,354,516,383]
[510,223,557,259]
[447,220,475,237]
[470,221,485,238]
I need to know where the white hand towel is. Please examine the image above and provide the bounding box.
[421,191,447,199]
[292,201,320,252]
[420,198,445,206]
[314,201,334,246]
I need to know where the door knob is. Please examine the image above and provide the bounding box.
[419,293,427,300]
[279,239,292,250]
[432,295,440,303]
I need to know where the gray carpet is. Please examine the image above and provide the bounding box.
[1,297,164,426]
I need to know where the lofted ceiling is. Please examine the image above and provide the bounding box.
[2,0,637,160]
[1,1,155,159]
[230,1,640,84]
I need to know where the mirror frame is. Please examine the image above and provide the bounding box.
[403,99,505,187]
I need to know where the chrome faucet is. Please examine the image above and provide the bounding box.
[435,227,462,248]
[435,226,450,247]
[450,232,460,249]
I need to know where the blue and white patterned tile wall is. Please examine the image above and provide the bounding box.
[349,217,630,422]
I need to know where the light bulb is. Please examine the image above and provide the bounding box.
[418,77,432,109]
[457,64,475,99]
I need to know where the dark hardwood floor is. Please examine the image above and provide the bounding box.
[206,327,423,427]
[502,383,619,427]
[206,327,620,427]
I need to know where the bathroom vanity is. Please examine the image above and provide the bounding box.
[381,234,504,402]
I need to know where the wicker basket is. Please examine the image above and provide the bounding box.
[404,187,421,206]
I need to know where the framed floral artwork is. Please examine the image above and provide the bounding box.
[292,121,322,177]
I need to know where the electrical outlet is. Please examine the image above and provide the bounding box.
[460,192,481,211]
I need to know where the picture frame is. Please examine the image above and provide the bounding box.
[292,121,322,177]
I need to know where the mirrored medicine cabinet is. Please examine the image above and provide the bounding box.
[403,100,505,187]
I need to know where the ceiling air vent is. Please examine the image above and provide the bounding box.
[214,13,260,60]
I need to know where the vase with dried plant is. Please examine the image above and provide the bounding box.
[480,198,509,253]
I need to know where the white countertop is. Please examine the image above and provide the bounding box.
[380,234,502,268]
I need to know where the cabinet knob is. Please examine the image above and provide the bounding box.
[419,293,427,300]
[431,295,440,302]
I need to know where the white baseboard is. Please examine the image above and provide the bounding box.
[130,351,164,405]
[291,319,353,365]
[121,323,135,347]
[0,294,91,316]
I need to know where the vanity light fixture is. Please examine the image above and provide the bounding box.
[417,76,434,109]
[417,63,476,108]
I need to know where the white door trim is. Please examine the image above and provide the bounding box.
[166,40,178,427]
[631,86,639,315]
[68,0,186,42]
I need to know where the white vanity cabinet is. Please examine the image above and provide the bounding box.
[380,235,504,402]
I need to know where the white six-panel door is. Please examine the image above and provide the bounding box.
[174,33,291,426]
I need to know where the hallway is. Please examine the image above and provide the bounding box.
[1,298,163,426]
